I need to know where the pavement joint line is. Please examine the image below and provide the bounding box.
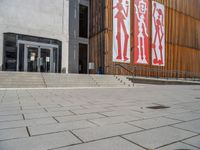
[163,116,185,122]
[48,142,83,150]
[131,109,144,113]
[58,104,63,107]
[52,116,60,123]
[0,118,23,123]
[28,125,94,137]
[120,135,148,150]
[68,110,77,115]
[79,105,88,109]
[96,112,110,117]
[0,126,25,131]
[0,136,29,143]
[22,114,25,120]
[118,123,195,138]
[125,119,187,132]
[26,126,31,137]
[86,119,101,127]
[69,130,84,143]
[67,133,138,148]
[165,116,200,123]
[155,134,200,149]
[181,141,200,149]
[68,110,114,116]
[126,122,146,130]
[169,125,200,135]
[43,107,48,112]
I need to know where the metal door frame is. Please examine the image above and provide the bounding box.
[17,40,59,73]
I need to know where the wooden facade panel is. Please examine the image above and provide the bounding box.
[89,0,200,77]
[166,7,200,49]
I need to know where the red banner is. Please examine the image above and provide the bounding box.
[134,0,149,65]
[152,1,165,66]
[112,0,130,63]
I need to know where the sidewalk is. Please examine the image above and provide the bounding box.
[0,85,200,150]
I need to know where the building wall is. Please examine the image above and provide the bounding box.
[68,0,89,73]
[0,0,69,72]
[89,0,200,78]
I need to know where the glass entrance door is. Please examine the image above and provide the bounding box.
[17,41,59,73]
[25,45,54,73]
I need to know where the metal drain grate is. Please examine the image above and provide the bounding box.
[146,105,170,110]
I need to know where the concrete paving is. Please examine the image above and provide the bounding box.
[0,85,200,150]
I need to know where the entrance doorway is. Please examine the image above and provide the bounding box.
[79,44,88,74]
[17,40,59,73]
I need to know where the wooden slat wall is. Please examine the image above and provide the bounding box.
[89,0,200,77]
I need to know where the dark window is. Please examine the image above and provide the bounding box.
[79,44,88,74]
[3,33,17,71]
[79,4,88,38]
[19,44,24,71]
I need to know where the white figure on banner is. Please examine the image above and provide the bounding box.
[134,0,148,64]
[152,2,164,65]
[113,0,129,61]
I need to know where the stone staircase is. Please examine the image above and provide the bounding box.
[43,74,97,88]
[0,72,45,88]
[0,72,133,88]
[90,75,133,87]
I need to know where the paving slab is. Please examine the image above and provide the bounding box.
[123,126,197,149]
[0,127,28,141]
[0,117,57,130]
[89,115,141,126]
[173,119,200,133]
[100,110,141,117]
[72,123,142,142]
[46,106,84,112]
[28,120,96,136]
[71,108,111,115]
[55,113,105,123]
[0,115,23,122]
[183,135,200,148]
[166,112,200,121]
[24,113,52,119]
[0,131,81,150]
[54,137,144,150]
[128,117,181,129]
[24,111,74,119]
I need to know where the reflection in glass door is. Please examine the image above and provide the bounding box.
[27,47,38,72]
[40,48,51,72]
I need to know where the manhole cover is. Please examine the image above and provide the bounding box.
[146,105,170,109]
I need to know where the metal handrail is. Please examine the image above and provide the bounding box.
[103,64,200,81]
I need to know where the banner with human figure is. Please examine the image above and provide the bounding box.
[112,0,130,63]
[134,0,149,65]
[152,1,165,66]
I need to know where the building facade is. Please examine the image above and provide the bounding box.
[89,0,200,78]
[0,0,89,73]
[0,0,200,78]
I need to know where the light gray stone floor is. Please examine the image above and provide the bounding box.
[0,85,200,150]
